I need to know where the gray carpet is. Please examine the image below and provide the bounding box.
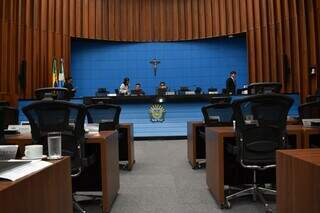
[82,140,275,213]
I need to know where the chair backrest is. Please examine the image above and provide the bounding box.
[247,82,282,95]
[22,100,86,173]
[232,94,293,166]
[86,104,121,131]
[0,106,19,129]
[201,103,234,127]
[34,87,69,100]
[0,108,5,144]
[299,101,320,119]
[210,96,231,104]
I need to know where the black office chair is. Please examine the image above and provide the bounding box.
[195,103,234,169]
[225,94,293,211]
[0,106,19,129]
[86,104,129,169]
[22,100,88,213]
[305,88,320,102]
[209,96,231,104]
[299,101,320,148]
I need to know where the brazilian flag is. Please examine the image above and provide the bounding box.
[58,58,65,87]
[52,58,58,87]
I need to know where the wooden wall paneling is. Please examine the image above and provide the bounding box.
[119,0,127,41]
[140,0,152,41]
[94,0,103,39]
[274,0,284,90]
[212,0,220,36]
[246,0,256,82]
[178,0,186,40]
[203,0,212,37]
[63,0,69,36]
[191,0,199,39]
[165,0,174,40]
[297,0,309,100]
[233,0,241,34]
[289,0,302,94]
[306,0,318,94]
[316,0,320,90]
[267,0,278,82]
[40,30,48,88]
[69,0,75,37]
[88,0,96,39]
[198,0,206,38]
[101,0,108,39]
[172,0,180,40]
[75,0,82,37]
[219,0,227,35]
[253,0,263,82]
[132,0,140,41]
[24,28,33,97]
[239,0,247,32]
[281,0,292,91]
[63,36,70,79]
[113,0,121,40]
[0,21,8,92]
[1,0,320,101]
[55,0,62,34]
[184,0,193,40]
[32,29,39,92]
[151,0,158,41]
[82,0,89,38]
[107,0,115,40]
[226,0,234,35]
[261,0,270,82]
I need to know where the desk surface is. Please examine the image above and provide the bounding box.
[0,157,72,213]
[205,125,303,207]
[277,149,320,213]
[5,131,119,213]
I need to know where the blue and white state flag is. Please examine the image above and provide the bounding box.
[58,58,65,87]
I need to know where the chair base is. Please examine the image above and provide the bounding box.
[225,184,275,212]
[193,159,206,169]
[73,195,87,213]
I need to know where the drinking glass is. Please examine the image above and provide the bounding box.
[47,132,62,160]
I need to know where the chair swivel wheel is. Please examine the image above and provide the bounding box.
[265,208,273,213]
[223,200,231,209]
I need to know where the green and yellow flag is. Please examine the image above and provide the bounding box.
[52,58,58,87]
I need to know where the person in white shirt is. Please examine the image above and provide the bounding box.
[119,77,130,95]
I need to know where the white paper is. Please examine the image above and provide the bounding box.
[0,160,52,181]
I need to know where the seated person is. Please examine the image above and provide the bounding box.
[119,77,130,96]
[131,83,145,96]
[157,81,168,96]
[63,77,76,98]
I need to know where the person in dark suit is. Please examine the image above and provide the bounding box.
[64,77,76,98]
[132,83,145,96]
[225,71,237,95]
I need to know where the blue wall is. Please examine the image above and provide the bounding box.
[71,36,248,97]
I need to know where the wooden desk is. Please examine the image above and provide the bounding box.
[5,131,119,213]
[0,157,72,213]
[302,127,320,148]
[206,125,303,207]
[187,121,205,168]
[277,149,320,213]
[119,123,135,170]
